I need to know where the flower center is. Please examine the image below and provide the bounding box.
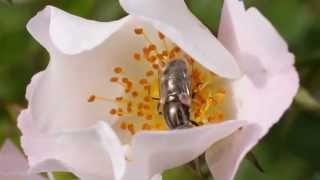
[88,27,233,135]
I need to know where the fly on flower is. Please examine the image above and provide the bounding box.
[88,27,233,135]
[160,59,199,129]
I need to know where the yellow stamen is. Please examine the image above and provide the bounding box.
[133,53,141,61]
[87,95,96,102]
[114,67,124,74]
[88,26,231,135]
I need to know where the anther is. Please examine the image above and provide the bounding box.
[125,88,131,93]
[149,44,157,51]
[139,79,148,85]
[158,32,165,40]
[134,28,144,35]
[133,53,141,61]
[114,67,123,74]
[110,109,117,115]
[157,54,164,60]
[146,70,154,77]
[148,56,157,63]
[152,64,160,70]
[122,77,129,83]
[128,124,135,135]
[115,97,123,102]
[132,91,139,97]
[143,47,150,54]
[217,112,225,120]
[87,95,96,102]
[120,122,127,130]
[142,123,152,130]
[110,77,119,82]
[173,46,181,53]
[126,81,133,89]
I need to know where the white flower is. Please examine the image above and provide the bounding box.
[18,0,299,180]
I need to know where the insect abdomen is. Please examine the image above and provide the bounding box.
[163,100,192,129]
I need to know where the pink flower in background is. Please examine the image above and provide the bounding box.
[0,139,48,180]
[18,0,299,180]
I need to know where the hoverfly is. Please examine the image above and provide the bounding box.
[159,59,199,129]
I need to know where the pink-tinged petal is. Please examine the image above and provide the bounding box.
[18,110,38,136]
[121,120,246,180]
[218,0,294,74]
[27,6,130,55]
[206,65,299,180]
[26,8,175,132]
[25,71,44,102]
[119,0,241,79]
[21,121,126,180]
[205,124,261,180]
[0,140,46,180]
[232,69,299,130]
[205,0,300,179]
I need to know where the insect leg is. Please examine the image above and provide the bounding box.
[189,120,200,127]
[246,151,265,173]
[157,102,162,115]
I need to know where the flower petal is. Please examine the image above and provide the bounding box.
[27,11,152,131]
[205,124,261,180]
[205,0,300,179]
[21,121,126,180]
[218,0,294,74]
[121,120,246,180]
[119,0,241,79]
[207,69,298,180]
[25,71,44,102]
[0,140,46,180]
[27,6,130,55]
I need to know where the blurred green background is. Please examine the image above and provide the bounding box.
[0,0,320,180]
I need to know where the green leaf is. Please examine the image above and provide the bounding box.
[52,172,77,180]
[186,0,222,32]
[91,0,126,21]
[163,166,198,180]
